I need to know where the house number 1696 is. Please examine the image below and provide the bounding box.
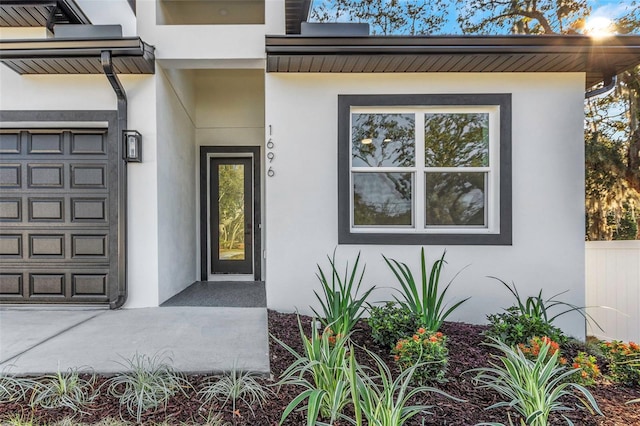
[267,136,275,177]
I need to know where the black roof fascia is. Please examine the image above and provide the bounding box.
[265,34,640,88]
[0,0,91,27]
[0,37,155,74]
[285,0,312,34]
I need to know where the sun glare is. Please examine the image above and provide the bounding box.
[584,17,616,38]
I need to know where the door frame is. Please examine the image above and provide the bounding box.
[199,146,261,281]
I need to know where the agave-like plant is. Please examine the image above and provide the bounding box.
[198,366,269,417]
[471,337,603,426]
[0,370,35,403]
[107,352,190,423]
[30,367,98,413]
[383,248,468,332]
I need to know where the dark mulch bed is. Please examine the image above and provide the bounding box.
[1,310,639,425]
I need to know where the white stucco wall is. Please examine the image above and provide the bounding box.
[264,72,587,339]
[137,0,284,61]
[156,68,197,303]
[0,68,160,308]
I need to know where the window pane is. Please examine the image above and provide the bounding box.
[353,172,412,226]
[425,172,486,226]
[352,113,415,167]
[219,164,245,260]
[424,113,489,167]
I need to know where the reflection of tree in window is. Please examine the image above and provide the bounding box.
[218,165,245,259]
[352,113,415,167]
[425,172,485,226]
[424,113,488,167]
[353,172,412,226]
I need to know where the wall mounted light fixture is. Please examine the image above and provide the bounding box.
[123,130,142,162]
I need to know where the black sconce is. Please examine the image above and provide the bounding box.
[123,130,142,163]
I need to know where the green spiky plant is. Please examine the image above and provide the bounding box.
[383,248,468,332]
[313,250,375,335]
[471,337,603,426]
[273,315,352,426]
[346,345,462,426]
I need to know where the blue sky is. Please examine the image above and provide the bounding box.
[310,0,636,34]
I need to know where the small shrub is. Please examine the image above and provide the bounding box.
[570,352,601,386]
[383,248,469,332]
[486,278,602,347]
[198,367,268,417]
[600,340,640,386]
[107,352,190,423]
[517,336,566,365]
[470,337,602,426]
[486,307,566,346]
[313,250,375,335]
[391,328,448,384]
[30,368,98,413]
[367,302,420,349]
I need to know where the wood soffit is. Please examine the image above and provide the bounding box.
[0,0,90,27]
[266,34,640,89]
[0,37,155,74]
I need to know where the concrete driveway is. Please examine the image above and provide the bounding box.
[0,307,270,376]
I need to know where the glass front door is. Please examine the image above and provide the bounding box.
[210,157,253,275]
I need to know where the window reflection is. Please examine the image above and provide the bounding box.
[352,113,415,167]
[424,113,489,167]
[425,172,486,226]
[353,172,412,226]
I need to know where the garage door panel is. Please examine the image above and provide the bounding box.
[28,164,64,188]
[72,273,107,297]
[0,234,22,257]
[70,164,106,188]
[71,133,106,155]
[0,198,21,221]
[0,123,119,305]
[71,197,107,222]
[30,273,65,296]
[71,234,107,258]
[29,133,63,154]
[29,234,65,258]
[0,274,22,296]
[28,197,65,221]
[0,133,20,154]
[0,164,21,187]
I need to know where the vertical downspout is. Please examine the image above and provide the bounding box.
[101,51,128,309]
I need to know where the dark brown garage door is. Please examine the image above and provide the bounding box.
[0,117,121,305]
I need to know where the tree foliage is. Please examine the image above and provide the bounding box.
[453,0,640,239]
[311,0,447,34]
[455,0,589,34]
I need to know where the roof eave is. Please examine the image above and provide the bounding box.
[0,37,155,74]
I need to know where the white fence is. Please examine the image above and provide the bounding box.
[586,241,640,343]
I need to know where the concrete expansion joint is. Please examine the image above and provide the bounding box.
[0,310,107,367]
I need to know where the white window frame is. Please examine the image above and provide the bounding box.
[337,93,512,246]
[349,106,500,235]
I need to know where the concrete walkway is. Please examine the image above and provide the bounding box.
[0,307,270,376]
